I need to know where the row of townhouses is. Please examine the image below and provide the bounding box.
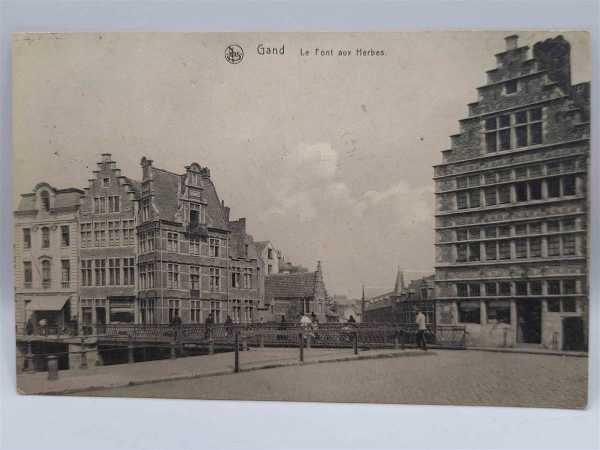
[14,155,330,333]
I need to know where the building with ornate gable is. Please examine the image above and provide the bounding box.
[433,35,590,350]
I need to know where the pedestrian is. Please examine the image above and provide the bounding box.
[225,314,233,337]
[415,309,427,351]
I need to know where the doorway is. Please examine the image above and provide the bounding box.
[517,300,542,344]
[96,307,106,334]
[562,317,585,351]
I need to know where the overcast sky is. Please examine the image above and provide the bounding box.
[12,31,590,298]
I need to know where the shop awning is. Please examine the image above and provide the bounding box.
[27,295,70,311]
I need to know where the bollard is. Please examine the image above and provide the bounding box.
[47,355,58,380]
[80,337,88,370]
[24,342,34,373]
[209,339,214,355]
[259,333,264,348]
[299,333,304,362]
[353,331,358,355]
[234,331,240,373]
[394,334,399,350]
[128,336,135,364]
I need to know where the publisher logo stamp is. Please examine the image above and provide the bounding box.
[225,44,244,64]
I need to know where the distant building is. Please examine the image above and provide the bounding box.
[78,154,139,328]
[255,241,281,275]
[433,35,590,350]
[14,182,83,332]
[265,261,329,322]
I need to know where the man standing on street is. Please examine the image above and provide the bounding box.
[415,310,427,351]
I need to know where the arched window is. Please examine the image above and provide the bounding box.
[41,227,50,248]
[41,260,51,288]
[40,191,50,211]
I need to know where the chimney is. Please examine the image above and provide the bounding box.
[505,34,519,51]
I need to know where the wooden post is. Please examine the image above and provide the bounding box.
[47,355,58,380]
[80,337,88,369]
[234,331,240,373]
[128,335,134,364]
[353,331,358,355]
[299,332,304,362]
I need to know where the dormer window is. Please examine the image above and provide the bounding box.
[40,191,50,211]
[190,203,205,226]
[190,172,201,186]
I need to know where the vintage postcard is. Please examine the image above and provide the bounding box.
[12,31,590,408]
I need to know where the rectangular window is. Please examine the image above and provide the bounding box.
[94,259,106,286]
[469,190,481,208]
[529,122,542,145]
[547,300,561,312]
[484,227,497,239]
[562,299,576,313]
[484,188,497,206]
[109,258,121,286]
[243,268,253,289]
[468,243,480,261]
[81,260,93,287]
[515,224,527,236]
[485,242,497,260]
[485,282,497,296]
[190,238,200,256]
[209,238,222,257]
[123,258,135,286]
[563,175,576,196]
[456,177,468,189]
[456,230,468,241]
[456,283,468,297]
[529,180,542,200]
[469,283,481,297]
[547,220,560,233]
[142,198,151,221]
[94,222,107,247]
[499,241,511,259]
[41,227,50,248]
[191,300,202,323]
[515,281,528,296]
[23,262,32,287]
[505,79,518,94]
[456,244,467,262]
[547,236,561,256]
[562,218,576,231]
[458,301,480,324]
[499,129,511,150]
[108,221,121,246]
[498,170,511,182]
[487,301,511,324]
[499,282,511,296]
[468,175,480,187]
[166,232,179,252]
[515,239,528,258]
[529,237,542,257]
[23,228,31,249]
[485,133,497,153]
[61,260,70,288]
[563,235,576,255]
[102,177,110,187]
[529,222,542,234]
[530,281,543,296]
[190,266,200,291]
[468,228,481,240]
[485,117,497,130]
[529,165,542,177]
[209,267,221,291]
[80,223,92,248]
[515,167,527,179]
[515,111,527,124]
[484,173,496,184]
[548,280,561,296]
[167,264,179,288]
[456,191,468,209]
[168,300,180,323]
[563,279,576,295]
[498,185,511,204]
[515,183,528,202]
[515,126,527,147]
[231,267,241,288]
[210,301,222,323]
[498,226,511,237]
[547,178,561,198]
[108,195,120,213]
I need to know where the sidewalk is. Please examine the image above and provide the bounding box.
[466,346,588,357]
[17,347,431,395]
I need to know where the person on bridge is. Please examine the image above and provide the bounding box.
[415,310,428,351]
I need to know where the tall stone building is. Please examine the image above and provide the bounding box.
[14,183,83,331]
[433,35,590,350]
[78,154,139,328]
[136,158,261,324]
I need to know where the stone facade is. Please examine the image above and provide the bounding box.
[433,35,590,350]
[14,182,83,332]
[78,154,139,327]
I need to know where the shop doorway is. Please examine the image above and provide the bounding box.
[517,301,542,344]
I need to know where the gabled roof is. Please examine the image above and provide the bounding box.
[265,271,319,299]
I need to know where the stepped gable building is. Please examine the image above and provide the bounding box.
[137,157,235,324]
[78,154,139,327]
[14,182,83,332]
[265,261,329,322]
[433,35,590,350]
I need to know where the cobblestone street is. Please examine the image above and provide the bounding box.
[84,350,587,409]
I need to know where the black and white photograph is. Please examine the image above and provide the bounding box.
[11,30,591,410]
